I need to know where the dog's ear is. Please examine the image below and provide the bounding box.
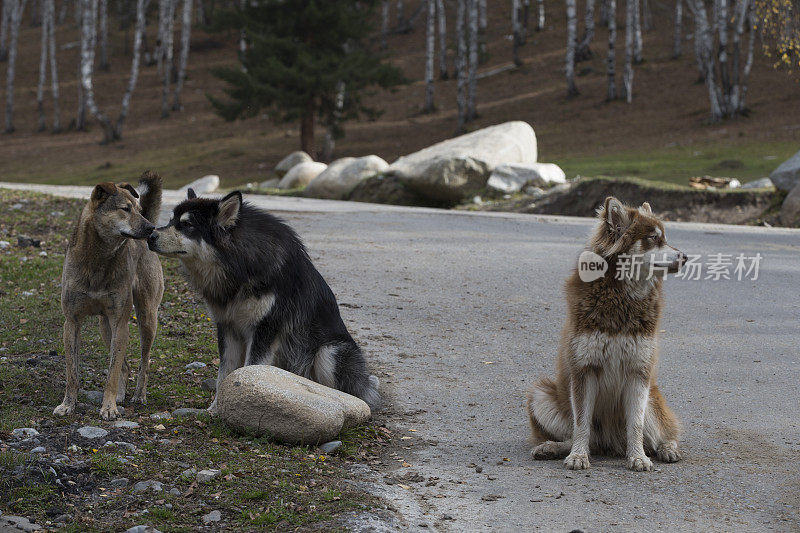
[118,182,140,199]
[639,202,652,215]
[187,188,197,200]
[216,191,242,229]
[603,196,629,238]
[91,182,117,205]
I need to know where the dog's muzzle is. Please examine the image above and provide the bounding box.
[122,223,155,240]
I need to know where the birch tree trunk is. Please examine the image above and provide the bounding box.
[622,0,634,102]
[738,4,754,112]
[521,0,530,43]
[396,0,404,26]
[172,0,191,110]
[633,0,643,63]
[47,0,59,132]
[80,0,116,142]
[322,80,345,161]
[456,0,467,130]
[537,0,545,30]
[607,0,617,100]
[115,0,148,137]
[512,0,521,66]
[98,0,108,69]
[467,0,478,120]
[380,0,389,49]
[643,0,652,30]
[687,0,723,120]
[4,0,26,133]
[715,0,731,112]
[437,0,447,79]
[576,0,596,60]
[424,0,435,112]
[565,0,579,97]
[672,0,682,58]
[478,0,486,31]
[37,0,49,131]
[0,0,12,61]
[160,0,176,118]
[599,0,609,26]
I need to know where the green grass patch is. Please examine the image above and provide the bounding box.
[556,141,796,185]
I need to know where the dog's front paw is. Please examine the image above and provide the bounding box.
[656,441,681,463]
[131,390,147,406]
[207,399,219,417]
[627,454,653,472]
[531,441,566,460]
[564,453,590,470]
[100,403,120,420]
[53,402,75,417]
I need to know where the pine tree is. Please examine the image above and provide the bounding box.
[209,0,405,157]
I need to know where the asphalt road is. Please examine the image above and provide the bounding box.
[3,183,799,532]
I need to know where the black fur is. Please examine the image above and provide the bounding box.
[158,191,381,410]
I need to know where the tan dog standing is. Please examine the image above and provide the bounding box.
[54,172,164,420]
[527,197,686,471]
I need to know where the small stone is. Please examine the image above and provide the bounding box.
[83,390,104,405]
[201,378,217,391]
[67,444,79,453]
[77,426,109,440]
[114,441,137,452]
[184,361,207,369]
[10,203,23,210]
[150,411,172,421]
[2,515,42,531]
[30,446,46,454]
[172,408,203,417]
[202,510,221,524]
[21,291,35,298]
[124,526,163,533]
[50,211,65,217]
[318,440,342,454]
[110,478,129,488]
[11,428,39,439]
[0,240,10,249]
[169,488,181,496]
[114,420,140,429]
[180,467,197,480]
[132,480,163,493]
[154,424,166,431]
[38,251,48,257]
[196,469,220,483]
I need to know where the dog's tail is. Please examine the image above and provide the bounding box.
[138,170,163,224]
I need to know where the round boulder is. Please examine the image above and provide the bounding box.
[487,163,566,194]
[306,156,389,200]
[177,175,220,195]
[217,366,371,444]
[275,151,313,177]
[278,162,327,189]
[770,149,800,191]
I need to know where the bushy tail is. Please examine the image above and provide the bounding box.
[138,170,163,223]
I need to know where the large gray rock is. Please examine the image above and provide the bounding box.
[278,162,327,189]
[487,162,566,193]
[177,175,219,195]
[780,182,800,226]
[770,150,800,191]
[386,121,537,201]
[306,156,389,200]
[275,151,313,177]
[741,177,774,189]
[217,366,371,444]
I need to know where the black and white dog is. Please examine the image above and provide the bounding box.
[147,189,381,413]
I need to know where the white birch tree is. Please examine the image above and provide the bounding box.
[4,0,27,133]
[47,0,59,132]
[424,0,435,112]
[172,0,191,110]
[456,0,467,130]
[380,0,389,49]
[512,0,522,66]
[478,0,486,31]
[36,0,49,131]
[158,0,176,118]
[576,0,596,60]
[98,0,108,69]
[633,0,643,63]
[565,0,579,97]
[537,0,545,30]
[607,0,617,100]
[622,0,634,102]
[467,0,478,120]
[322,80,345,161]
[673,0,683,58]
[437,0,447,79]
[115,0,149,137]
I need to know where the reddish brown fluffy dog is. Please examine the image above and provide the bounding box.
[527,197,687,471]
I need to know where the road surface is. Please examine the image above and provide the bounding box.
[3,182,798,532]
